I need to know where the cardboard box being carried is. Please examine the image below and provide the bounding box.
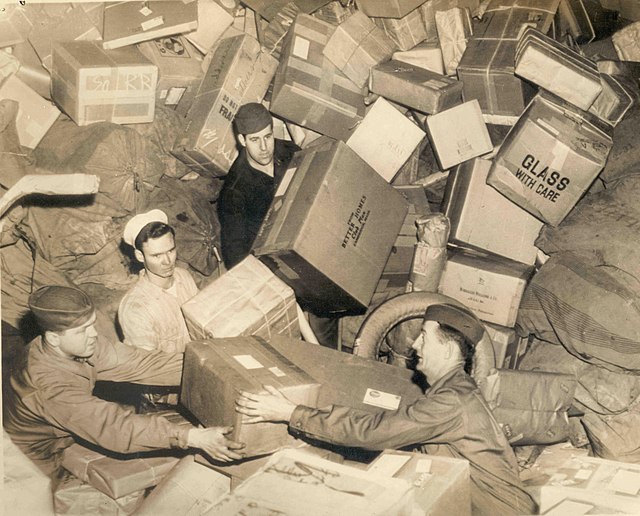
[171,32,278,176]
[393,41,445,75]
[515,27,602,111]
[346,97,425,182]
[0,74,60,148]
[374,8,427,51]
[426,99,493,170]
[367,450,471,516]
[51,41,157,126]
[370,59,463,115]
[322,11,397,88]
[211,448,415,515]
[181,255,300,341]
[269,14,366,142]
[487,92,613,226]
[181,336,320,457]
[438,247,534,327]
[442,158,543,265]
[252,140,409,313]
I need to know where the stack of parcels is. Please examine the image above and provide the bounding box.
[207,448,415,515]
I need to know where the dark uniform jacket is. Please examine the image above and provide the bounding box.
[217,139,299,268]
[289,368,538,516]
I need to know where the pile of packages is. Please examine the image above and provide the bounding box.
[4,0,640,514]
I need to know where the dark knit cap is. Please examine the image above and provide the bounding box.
[424,304,484,346]
[29,285,95,332]
[234,102,272,135]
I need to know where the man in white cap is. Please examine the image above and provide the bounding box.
[118,209,198,354]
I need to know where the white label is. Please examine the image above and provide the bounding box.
[609,469,640,496]
[275,167,296,197]
[574,468,592,481]
[141,16,164,32]
[165,87,186,106]
[292,36,310,60]
[269,366,286,378]
[368,454,411,476]
[415,459,432,473]
[233,355,264,370]
[363,388,401,411]
[139,6,153,16]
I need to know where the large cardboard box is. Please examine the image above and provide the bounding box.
[181,337,321,457]
[426,100,493,170]
[482,0,560,39]
[442,157,543,265]
[367,450,471,516]
[0,74,60,148]
[185,0,235,54]
[322,11,397,88]
[171,33,278,176]
[181,255,300,341]
[515,27,602,111]
[137,36,204,111]
[393,41,445,75]
[436,7,472,76]
[211,449,414,515]
[102,1,198,50]
[374,8,427,52]
[438,247,534,327]
[252,140,409,313]
[487,93,613,226]
[370,59,463,115]
[269,14,366,142]
[346,97,425,182]
[356,0,428,19]
[51,41,157,126]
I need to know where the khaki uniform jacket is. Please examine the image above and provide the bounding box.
[289,368,537,516]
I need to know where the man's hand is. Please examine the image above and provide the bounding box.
[235,385,297,423]
[187,426,245,462]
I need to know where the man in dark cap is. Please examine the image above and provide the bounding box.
[4,285,246,478]
[236,303,537,516]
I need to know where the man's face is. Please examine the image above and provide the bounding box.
[411,320,449,380]
[239,125,275,168]
[55,312,98,359]
[139,232,177,281]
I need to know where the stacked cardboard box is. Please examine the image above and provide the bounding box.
[373,7,427,51]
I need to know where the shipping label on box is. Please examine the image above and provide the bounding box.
[370,59,463,115]
[426,99,493,170]
[181,337,320,457]
[374,8,427,51]
[270,14,366,142]
[368,450,471,516]
[181,255,300,341]
[0,74,60,148]
[436,7,473,76]
[322,11,397,88]
[393,41,445,75]
[346,97,425,182]
[172,33,278,176]
[185,0,234,54]
[588,72,639,128]
[515,27,602,111]
[487,92,612,226]
[51,41,158,126]
[442,158,543,265]
[438,248,534,326]
[253,140,409,313]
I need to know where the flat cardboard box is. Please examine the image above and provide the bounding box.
[588,72,639,128]
[185,0,234,54]
[438,247,534,327]
[346,97,425,182]
[137,36,204,110]
[171,32,278,176]
[181,255,300,341]
[367,450,471,516]
[436,7,472,76]
[102,1,199,50]
[374,8,427,52]
[269,14,366,142]
[322,11,397,88]
[442,157,543,265]
[356,0,428,19]
[393,41,445,75]
[213,449,414,515]
[370,59,463,115]
[426,99,493,170]
[515,27,602,111]
[181,337,321,457]
[0,74,59,149]
[252,140,409,313]
[51,41,157,126]
[487,92,613,226]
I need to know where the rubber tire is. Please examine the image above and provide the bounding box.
[353,292,496,389]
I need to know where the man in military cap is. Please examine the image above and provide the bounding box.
[237,304,537,515]
[4,285,245,478]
